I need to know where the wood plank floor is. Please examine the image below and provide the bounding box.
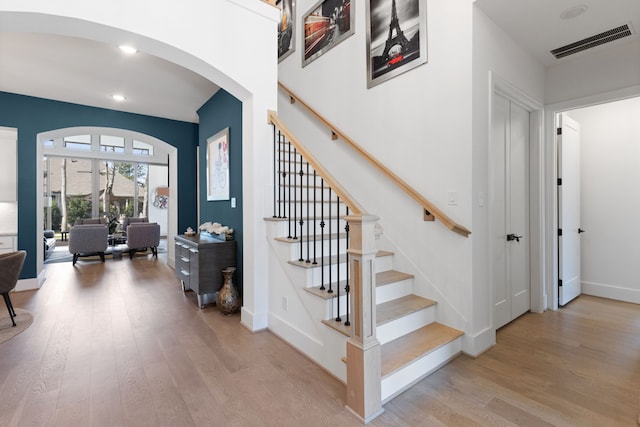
[1,255,639,426]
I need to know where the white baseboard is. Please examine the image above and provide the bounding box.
[582,281,640,304]
[461,326,495,357]
[241,306,268,332]
[14,277,39,292]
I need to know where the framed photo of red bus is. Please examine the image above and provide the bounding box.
[366,0,427,88]
[302,0,354,67]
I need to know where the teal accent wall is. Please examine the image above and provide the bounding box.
[197,90,243,293]
[0,91,199,279]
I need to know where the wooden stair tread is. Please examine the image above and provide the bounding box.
[304,269,412,300]
[275,233,347,243]
[304,285,345,300]
[288,250,392,269]
[321,318,352,337]
[380,323,463,378]
[376,294,436,326]
[376,270,413,286]
[264,216,349,222]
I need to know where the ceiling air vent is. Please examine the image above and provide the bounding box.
[550,24,634,59]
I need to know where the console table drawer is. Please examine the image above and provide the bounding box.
[0,235,15,254]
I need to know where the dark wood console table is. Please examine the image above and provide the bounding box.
[174,234,236,308]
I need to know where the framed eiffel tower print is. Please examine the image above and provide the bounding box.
[366,0,427,88]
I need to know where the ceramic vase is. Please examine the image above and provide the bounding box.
[217,267,239,314]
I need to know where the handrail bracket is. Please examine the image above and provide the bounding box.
[424,209,435,222]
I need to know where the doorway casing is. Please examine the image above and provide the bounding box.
[489,72,545,328]
[544,84,640,310]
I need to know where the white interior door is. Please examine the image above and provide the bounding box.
[558,113,582,306]
[492,94,530,329]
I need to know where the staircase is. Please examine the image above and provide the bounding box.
[264,130,464,409]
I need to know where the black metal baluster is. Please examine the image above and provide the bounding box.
[327,187,333,294]
[320,179,325,290]
[298,153,304,260]
[313,170,317,265]
[344,206,350,327]
[335,196,341,321]
[287,141,292,237]
[306,162,310,263]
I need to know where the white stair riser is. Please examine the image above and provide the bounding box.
[376,255,393,272]
[376,278,413,304]
[275,204,348,220]
[381,337,462,403]
[377,307,436,345]
[278,186,336,200]
[307,263,350,287]
[272,218,345,237]
[284,237,348,262]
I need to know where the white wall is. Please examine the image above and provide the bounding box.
[546,39,640,106]
[471,6,545,352]
[567,96,640,303]
[278,0,476,351]
[148,164,169,236]
[0,0,279,331]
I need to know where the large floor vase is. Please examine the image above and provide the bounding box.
[217,267,239,314]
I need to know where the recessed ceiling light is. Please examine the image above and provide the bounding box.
[560,4,588,20]
[118,45,138,54]
[112,94,126,102]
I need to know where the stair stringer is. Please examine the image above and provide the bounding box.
[265,219,349,382]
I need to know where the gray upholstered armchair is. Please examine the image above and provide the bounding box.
[74,217,107,226]
[126,222,160,259]
[121,216,148,237]
[68,224,108,265]
[0,250,26,327]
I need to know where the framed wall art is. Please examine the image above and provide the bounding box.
[302,0,354,67]
[206,128,230,201]
[277,0,296,62]
[366,0,427,88]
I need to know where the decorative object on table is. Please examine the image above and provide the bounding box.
[199,221,234,241]
[366,0,427,88]
[206,127,230,201]
[184,227,196,236]
[105,214,120,234]
[302,0,354,67]
[153,186,169,209]
[217,267,240,315]
[277,0,296,62]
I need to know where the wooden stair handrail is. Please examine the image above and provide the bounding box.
[268,110,365,215]
[278,82,471,237]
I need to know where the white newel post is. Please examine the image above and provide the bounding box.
[345,213,384,423]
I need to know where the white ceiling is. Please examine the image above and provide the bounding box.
[475,0,640,67]
[0,2,638,122]
[0,32,218,123]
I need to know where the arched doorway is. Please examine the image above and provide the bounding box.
[36,127,177,275]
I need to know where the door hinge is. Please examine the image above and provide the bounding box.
[558,228,563,236]
[557,178,562,185]
[558,279,563,287]
[557,128,562,135]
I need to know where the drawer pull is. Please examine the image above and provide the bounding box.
[180,269,190,276]
[180,257,189,263]
[189,248,199,254]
